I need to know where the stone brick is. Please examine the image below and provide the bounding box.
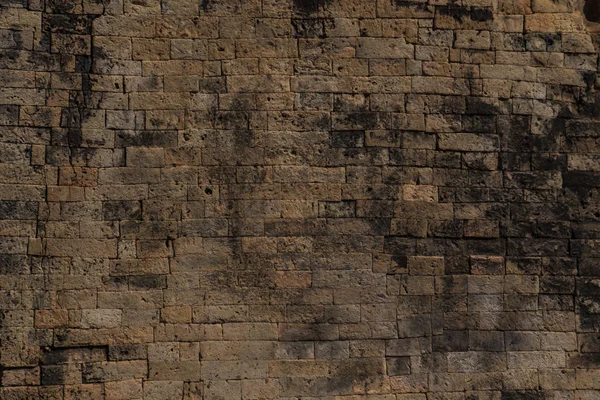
[447,352,507,372]
[356,38,414,58]
[144,381,184,400]
[148,361,200,381]
[201,361,268,380]
[46,239,118,258]
[35,310,68,328]
[507,351,566,369]
[222,323,278,340]
[526,13,586,32]
[455,30,491,49]
[438,133,499,151]
[105,379,143,400]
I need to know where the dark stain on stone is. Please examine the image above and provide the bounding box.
[365,218,391,236]
[292,18,330,38]
[501,390,545,400]
[341,113,379,130]
[582,71,598,92]
[389,254,408,274]
[116,131,178,148]
[103,276,129,290]
[233,130,255,148]
[541,33,561,50]
[0,201,38,220]
[200,0,212,11]
[501,114,562,153]
[507,34,526,51]
[43,14,95,35]
[578,93,600,117]
[46,0,82,13]
[42,345,108,364]
[103,200,142,221]
[0,255,33,274]
[293,0,330,15]
[128,275,167,290]
[437,5,493,22]
[108,344,148,361]
[391,0,432,12]
[329,130,365,148]
[44,10,108,155]
[211,92,279,308]
[53,332,70,347]
[569,352,600,368]
[433,330,469,351]
[41,347,70,365]
[40,365,67,385]
[39,345,106,385]
[577,296,600,331]
[562,172,597,190]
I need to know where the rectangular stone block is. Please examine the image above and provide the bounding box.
[201,361,268,380]
[46,239,118,258]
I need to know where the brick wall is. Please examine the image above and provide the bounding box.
[1,0,600,398]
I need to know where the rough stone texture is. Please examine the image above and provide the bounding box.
[1,0,600,398]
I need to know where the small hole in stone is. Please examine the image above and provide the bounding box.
[205,187,213,195]
[584,0,600,22]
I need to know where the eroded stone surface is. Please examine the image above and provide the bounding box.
[1,0,600,398]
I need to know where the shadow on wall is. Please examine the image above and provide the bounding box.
[584,0,600,23]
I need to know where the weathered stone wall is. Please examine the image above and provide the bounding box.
[1,0,600,398]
